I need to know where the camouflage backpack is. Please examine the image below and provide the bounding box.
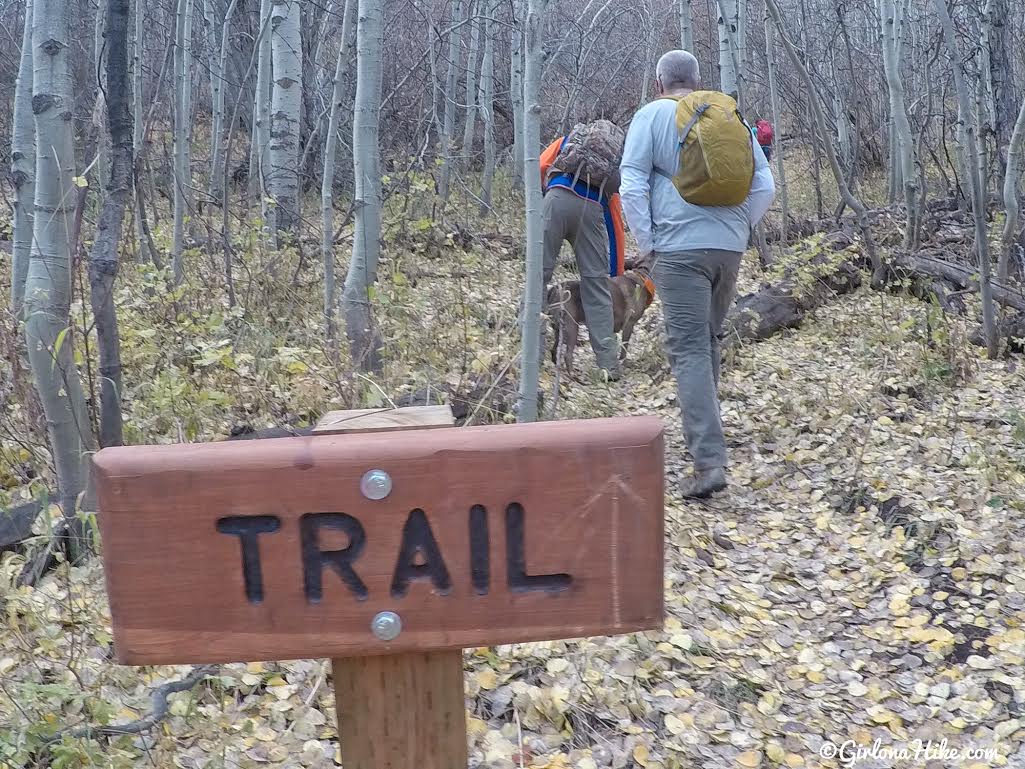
[550,119,626,192]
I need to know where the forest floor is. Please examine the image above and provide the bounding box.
[2,218,1025,768]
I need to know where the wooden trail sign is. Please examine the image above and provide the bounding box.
[95,408,665,768]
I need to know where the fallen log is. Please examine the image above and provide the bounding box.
[969,312,1025,353]
[891,253,1025,314]
[0,498,42,550]
[724,232,862,346]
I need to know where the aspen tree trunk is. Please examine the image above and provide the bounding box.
[171,0,195,283]
[132,0,147,263]
[834,90,853,171]
[766,0,883,283]
[342,0,384,373]
[986,0,1014,173]
[639,0,653,104]
[88,0,132,449]
[716,0,740,102]
[517,0,546,423]
[94,2,108,187]
[479,0,496,213]
[934,0,998,358]
[879,0,920,248]
[250,0,273,203]
[268,0,302,237]
[999,98,1025,281]
[437,0,465,202]
[24,0,98,550]
[322,0,356,343]
[679,0,693,50]
[736,0,747,98]
[510,5,524,186]
[11,0,35,314]
[461,5,481,164]
[208,0,238,203]
[763,13,788,241]
[975,6,994,200]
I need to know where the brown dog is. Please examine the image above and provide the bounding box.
[547,269,655,373]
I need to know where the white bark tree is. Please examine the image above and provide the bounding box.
[999,96,1025,281]
[342,0,384,372]
[437,0,465,202]
[879,0,920,248]
[716,0,741,103]
[208,0,238,203]
[171,0,195,283]
[934,0,999,357]
[268,0,302,237]
[24,0,97,550]
[132,0,147,262]
[322,0,356,343]
[461,5,481,163]
[679,0,693,50]
[479,0,497,212]
[250,0,273,205]
[509,7,524,185]
[517,0,546,423]
[764,11,789,240]
[10,0,35,314]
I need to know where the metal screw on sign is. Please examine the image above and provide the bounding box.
[371,611,402,641]
[360,469,392,500]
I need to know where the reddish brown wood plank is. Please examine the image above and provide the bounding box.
[333,650,468,769]
[95,416,665,665]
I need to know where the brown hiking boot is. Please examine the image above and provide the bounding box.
[680,467,727,499]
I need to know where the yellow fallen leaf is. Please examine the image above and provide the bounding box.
[806,670,826,684]
[664,715,686,735]
[547,658,569,675]
[785,754,805,767]
[633,743,649,766]
[737,751,762,768]
[266,675,288,686]
[757,692,780,715]
[765,743,786,763]
[869,707,895,724]
[477,670,498,690]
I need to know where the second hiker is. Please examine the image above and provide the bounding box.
[540,120,627,379]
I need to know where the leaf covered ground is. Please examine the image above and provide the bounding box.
[2,222,1025,768]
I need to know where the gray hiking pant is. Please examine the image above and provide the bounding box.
[542,187,618,370]
[652,249,742,470]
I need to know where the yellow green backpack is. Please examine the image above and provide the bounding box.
[655,91,754,207]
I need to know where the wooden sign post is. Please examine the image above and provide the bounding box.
[95,408,664,768]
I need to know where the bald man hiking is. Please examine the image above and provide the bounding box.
[620,50,776,498]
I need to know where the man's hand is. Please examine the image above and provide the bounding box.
[634,251,655,275]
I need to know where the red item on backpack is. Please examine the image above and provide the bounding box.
[756,120,774,146]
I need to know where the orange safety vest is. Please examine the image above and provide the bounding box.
[539,137,627,278]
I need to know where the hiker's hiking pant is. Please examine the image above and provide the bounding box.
[542,187,618,371]
[652,248,742,471]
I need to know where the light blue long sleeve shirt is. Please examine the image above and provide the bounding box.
[619,97,776,256]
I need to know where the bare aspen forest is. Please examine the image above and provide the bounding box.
[2,0,1025,764]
